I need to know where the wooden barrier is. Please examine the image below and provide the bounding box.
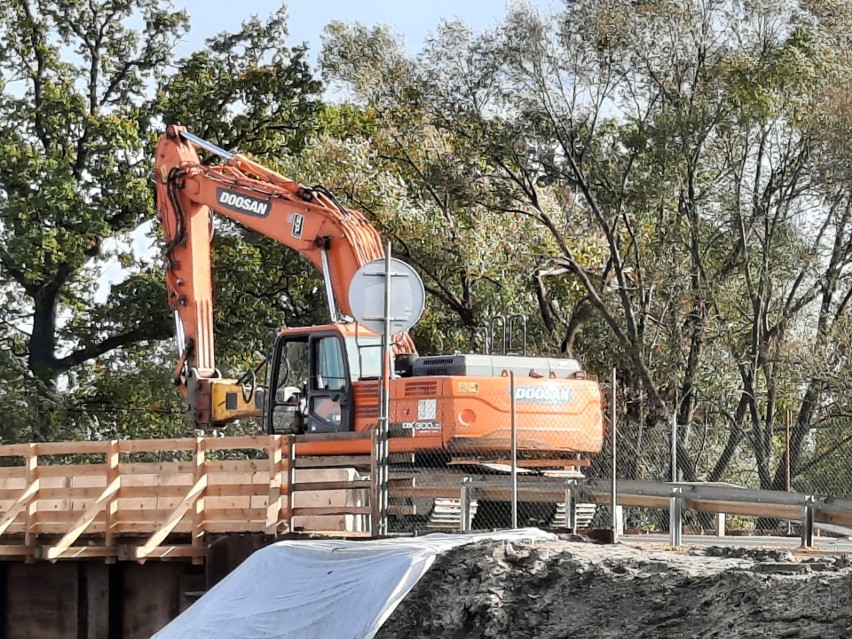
[0,433,376,562]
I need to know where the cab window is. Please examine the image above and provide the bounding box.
[313,336,346,391]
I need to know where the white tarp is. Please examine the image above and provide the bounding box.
[153,528,556,639]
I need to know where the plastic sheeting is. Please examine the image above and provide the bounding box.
[153,528,556,639]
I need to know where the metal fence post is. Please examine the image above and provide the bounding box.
[510,371,518,529]
[801,496,815,548]
[460,477,472,533]
[671,410,678,484]
[610,367,618,543]
[564,480,577,534]
[374,242,394,537]
[669,488,683,547]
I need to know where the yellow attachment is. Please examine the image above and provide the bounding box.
[209,378,264,425]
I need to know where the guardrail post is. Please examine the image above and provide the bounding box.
[669,488,683,547]
[714,512,726,537]
[460,477,472,533]
[801,496,815,548]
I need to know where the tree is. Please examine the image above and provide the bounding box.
[321,0,852,499]
[0,1,323,440]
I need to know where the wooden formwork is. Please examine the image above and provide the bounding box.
[0,433,376,563]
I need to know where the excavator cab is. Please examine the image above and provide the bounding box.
[266,325,382,435]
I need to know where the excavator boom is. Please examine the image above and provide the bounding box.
[154,124,413,413]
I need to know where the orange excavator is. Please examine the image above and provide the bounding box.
[153,125,603,526]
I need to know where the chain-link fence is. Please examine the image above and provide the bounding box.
[385,367,852,536]
[386,370,605,534]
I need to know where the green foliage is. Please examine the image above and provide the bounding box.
[0,1,323,441]
[321,0,852,496]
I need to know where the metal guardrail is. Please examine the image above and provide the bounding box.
[408,474,852,548]
[578,479,852,548]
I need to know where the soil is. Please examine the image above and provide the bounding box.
[375,536,852,639]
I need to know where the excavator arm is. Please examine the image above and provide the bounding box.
[153,124,414,426]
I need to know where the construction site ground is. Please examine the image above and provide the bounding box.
[375,534,852,639]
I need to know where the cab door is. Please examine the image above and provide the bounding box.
[266,330,353,434]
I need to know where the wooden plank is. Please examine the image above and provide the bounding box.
[117,438,197,453]
[118,459,266,475]
[202,496,267,510]
[287,435,296,533]
[115,509,184,523]
[288,530,374,539]
[294,431,373,444]
[0,486,101,500]
[120,497,194,511]
[293,456,372,469]
[36,546,119,560]
[202,521,267,534]
[119,485,195,499]
[265,435,285,535]
[203,485,272,497]
[135,474,208,560]
[0,545,31,557]
[31,511,87,525]
[105,440,119,557]
[112,522,193,535]
[0,443,33,457]
[44,476,121,561]
[204,435,270,451]
[0,477,39,536]
[192,437,206,564]
[370,429,379,537]
[37,464,108,477]
[34,441,109,456]
[119,461,190,475]
[120,472,193,486]
[24,445,37,556]
[27,522,107,535]
[291,480,373,492]
[292,506,373,517]
[119,545,207,561]
[205,471,258,486]
[200,507,268,521]
[204,460,267,473]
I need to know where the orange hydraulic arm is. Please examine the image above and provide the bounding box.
[153,124,414,399]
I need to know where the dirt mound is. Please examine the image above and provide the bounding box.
[376,536,852,639]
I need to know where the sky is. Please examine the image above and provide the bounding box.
[93,0,561,300]
[170,0,558,61]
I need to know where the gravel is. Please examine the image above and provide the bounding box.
[375,536,852,639]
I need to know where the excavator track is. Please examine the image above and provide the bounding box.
[426,497,480,530]
[385,460,598,532]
